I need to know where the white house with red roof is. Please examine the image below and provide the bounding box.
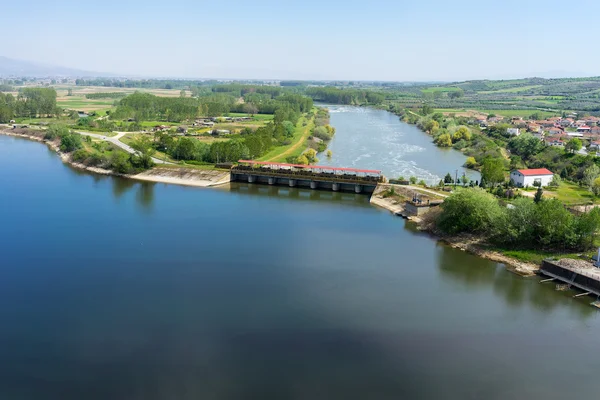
[577,125,591,133]
[510,168,554,188]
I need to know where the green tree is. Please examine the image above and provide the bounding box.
[452,126,471,142]
[565,138,582,153]
[583,164,600,189]
[481,158,505,187]
[409,176,417,184]
[435,133,452,147]
[592,177,600,196]
[437,188,503,234]
[444,173,453,184]
[421,104,433,116]
[460,174,469,186]
[465,157,477,169]
[534,187,543,203]
[507,133,544,160]
[67,88,73,96]
[59,133,83,152]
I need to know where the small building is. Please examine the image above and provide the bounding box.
[589,141,600,151]
[507,128,520,136]
[510,168,554,188]
[547,127,564,135]
[545,136,565,147]
[566,132,584,138]
[578,125,591,133]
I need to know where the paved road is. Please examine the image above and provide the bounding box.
[76,131,172,164]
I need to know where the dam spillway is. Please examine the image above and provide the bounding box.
[231,160,385,194]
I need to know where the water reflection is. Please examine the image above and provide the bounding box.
[435,244,596,318]
[227,182,371,207]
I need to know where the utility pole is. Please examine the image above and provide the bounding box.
[455,169,458,189]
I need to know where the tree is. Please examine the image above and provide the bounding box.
[452,126,471,142]
[592,177,600,196]
[583,164,600,189]
[548,174,561,188]
[507,133,543,160]
[448,90,464,99]
[565,138,582,153]
[460,174,469,186]
[437,188,503,234]
[465,157,477,169]
[59,133,83,152]
[67,89,73,96]
[326,150,332,158]
[434,133,452,147]
[481,158,505,187]
[243,103,258,116]
[421,104,433,116]
[534,187,543,203]
[409,176,417,184]
[444,173,453,184]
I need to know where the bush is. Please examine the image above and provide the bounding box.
[437,188,503,234]
[71,149,91,163]
[409,176,417,184]
[60,133,83,153]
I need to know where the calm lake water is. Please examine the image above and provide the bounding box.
[319,105,479,184]
[1,134,599,400]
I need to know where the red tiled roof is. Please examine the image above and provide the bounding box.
[517,168,553,176]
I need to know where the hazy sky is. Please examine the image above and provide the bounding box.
[5,0,600,81]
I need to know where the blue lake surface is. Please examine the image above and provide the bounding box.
[0,133,598,400]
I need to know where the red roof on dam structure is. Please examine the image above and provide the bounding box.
[237,160,381,175]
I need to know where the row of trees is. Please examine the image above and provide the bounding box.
[437,188,600,251]
[111,92,313,123]
[305,87,385,105]
[0,88,58,121]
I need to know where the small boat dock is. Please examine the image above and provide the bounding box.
[540,258,600,301]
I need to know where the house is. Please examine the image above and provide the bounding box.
[527,123,542,133]
[566,132,584,138]
[507,128,520,136]
[547,127,564,135]
[510,168,554,188]
[541,121,556,128]
[559,118,574,127]
[589,141,600,151]
[590,127,600,135]
[578,125,591,133]
[532,131,544,140]
[545,136,565,147]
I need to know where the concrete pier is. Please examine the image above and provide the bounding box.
[268,177,275,185]
[248,175,256,183]
[289,179,296,187]
[332,183,340,192]
[354,184,362,194]
[540,259,600,299]
[310,181,318,190]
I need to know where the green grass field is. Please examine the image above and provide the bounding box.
[479,85,543,94]
[553,181,596,204]
[257,111,315,162]
[421,87,462,94]
[480,109,559,118]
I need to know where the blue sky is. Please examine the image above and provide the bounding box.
[5,0,600,81]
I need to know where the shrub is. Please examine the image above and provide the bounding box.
[437,188,503,234]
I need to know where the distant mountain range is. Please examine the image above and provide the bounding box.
[0,56,111,77]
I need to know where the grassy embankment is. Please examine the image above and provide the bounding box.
[257,109,316,162]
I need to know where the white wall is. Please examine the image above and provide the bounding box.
[510,171,554,187]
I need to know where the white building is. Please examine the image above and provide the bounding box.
[507,128,520,136]
[510,168,554,188]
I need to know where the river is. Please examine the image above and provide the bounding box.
[318,105,479,184]
[0,132,599,399]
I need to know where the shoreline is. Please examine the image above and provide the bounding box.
[1,129,230,188]
[369,189,540,277]
[2,128,539,276]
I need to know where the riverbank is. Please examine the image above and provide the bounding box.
[0,128,544,276]
[370,183,540,276]
[0,129,230,187]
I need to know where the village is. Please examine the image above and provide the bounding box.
[476,113,600,154]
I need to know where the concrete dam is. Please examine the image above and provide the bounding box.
[231,160,385,194]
